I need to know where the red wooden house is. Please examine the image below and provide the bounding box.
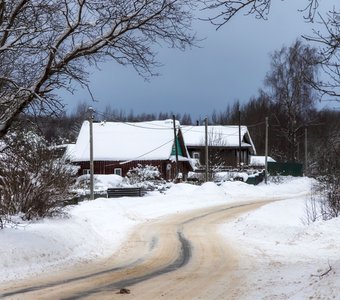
[67,120,193,180]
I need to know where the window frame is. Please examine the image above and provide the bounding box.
[192,152,200,160]
[114,168,122,176]
[83,169,90,175]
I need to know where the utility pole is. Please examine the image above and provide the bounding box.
[88,107,95,200]
[264,116,269,184]
[305,127,308,176]
[238,110,242,168]
[172,115,179,180]
[205,117,209,182]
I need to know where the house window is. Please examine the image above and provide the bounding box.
[83,169,90,175]
[114,168,122,176]
[193,152,200,159]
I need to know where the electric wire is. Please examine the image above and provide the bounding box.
[86,110,178,163]
[78,109,264,162]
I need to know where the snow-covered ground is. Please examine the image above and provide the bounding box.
[220,196,340,299]
[1,177,339,299]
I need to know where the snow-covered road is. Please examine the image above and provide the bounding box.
[0,201,269,299]
[0,177,339,299]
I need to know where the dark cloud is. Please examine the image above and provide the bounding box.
[61,1,335,119]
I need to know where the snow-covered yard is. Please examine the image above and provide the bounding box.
[0,177,339,299]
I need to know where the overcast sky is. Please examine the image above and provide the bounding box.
[61,1,337,120]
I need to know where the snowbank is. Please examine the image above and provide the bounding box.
[220,197,340,260]
[219,186,340,299]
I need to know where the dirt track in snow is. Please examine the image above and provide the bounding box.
[0,201,268,299]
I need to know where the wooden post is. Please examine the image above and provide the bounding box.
[265,117,269,184]
[205,117,209,182]
[238,110,242,167]
[305,127,308,176]
[172,115,179,180]
[89,107,95,200]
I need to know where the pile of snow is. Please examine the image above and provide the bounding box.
[220,198,339,260]
[221,176,312,201]
[214,171,249,182]
[220,187,340,299]
[72,174,125,195]
[249,155,276,167]
[214,169,268,184]
[1,176,338,299]
[93,174,124,190]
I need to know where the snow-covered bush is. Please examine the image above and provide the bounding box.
[126,164,166,190]
[127,164,160,182]
[0,130,77,222]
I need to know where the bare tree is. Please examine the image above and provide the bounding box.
[197,128,228,180]
[204,0,271,28]
[0,0,196,138]
[204,0,340,99]
[304,7,340,98]
[265,40,319,162]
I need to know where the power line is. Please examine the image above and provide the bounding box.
[182,126,243,138]
[84,111,182,164]
[119,137,175,165]
[95,109,266,132]
[94,110,175,130]
[92,110,266,153]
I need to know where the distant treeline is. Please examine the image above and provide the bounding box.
[20,98,339,167]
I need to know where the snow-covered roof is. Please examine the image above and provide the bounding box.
[65,143,76,156]
[67,120,182,162]
[250,156,276,167]
[181,125,256,153]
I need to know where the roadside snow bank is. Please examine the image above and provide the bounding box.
[219,190,340,299]
[0,200,139,282]
[1,177,312,283]
[221,176,312,201]
[221,197,340,260]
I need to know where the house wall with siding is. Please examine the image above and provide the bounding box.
[187,147,251,168]
[76,160,192,181]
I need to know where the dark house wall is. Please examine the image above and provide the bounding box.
[187,147,252,168]
[76,160,192,181]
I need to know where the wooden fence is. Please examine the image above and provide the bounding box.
[107,187,146,198]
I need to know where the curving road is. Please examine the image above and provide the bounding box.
[0,201,269,299]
